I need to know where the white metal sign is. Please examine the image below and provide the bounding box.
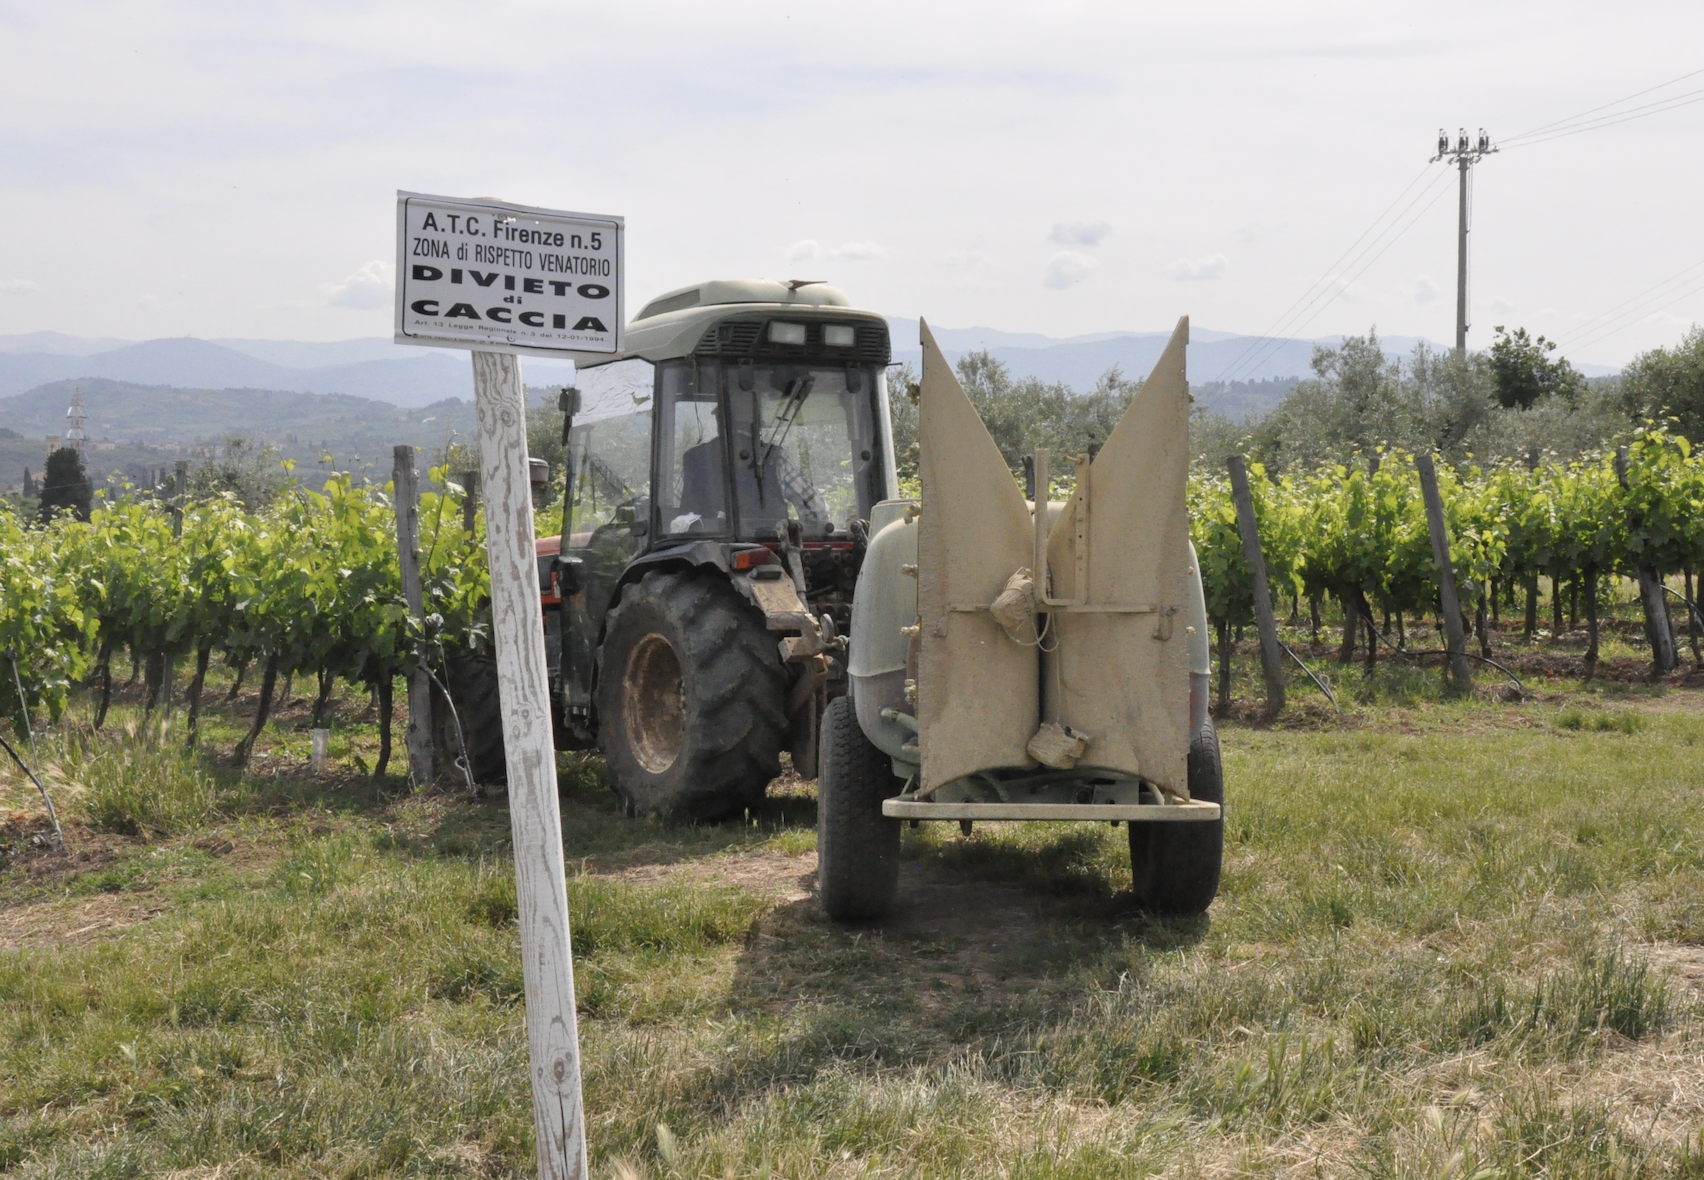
[394,191,623,357]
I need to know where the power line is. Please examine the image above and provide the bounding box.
[1503,87,1704,151]
[1218,166,1455,384]
[1242,172,1458,369]
[1559,259,1704,356]
[1502,65,1704,144]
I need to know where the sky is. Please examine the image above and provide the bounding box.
[1,1,1701,368]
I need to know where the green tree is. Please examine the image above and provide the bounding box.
[1250,331,1425,469]
[1488,326,1582,410]
[38,447,91,523]
[1619,325,1704,442]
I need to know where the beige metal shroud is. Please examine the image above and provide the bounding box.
[1041,318,1193,795]
[915,319,1038,791]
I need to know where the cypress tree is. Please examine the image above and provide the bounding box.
[39,447,92,523]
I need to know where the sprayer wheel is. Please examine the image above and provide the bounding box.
[817,695,901,921]
[1129,718,1224,915]
[596,568,787,822]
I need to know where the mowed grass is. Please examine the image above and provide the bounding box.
[2,673,1704,1178]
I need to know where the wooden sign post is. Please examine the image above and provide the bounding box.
[472,351,587,1179]
[393,191,621,1180]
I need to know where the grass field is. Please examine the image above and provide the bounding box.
[3,645,1704,1178]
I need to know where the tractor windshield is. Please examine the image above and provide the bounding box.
[655,359,884,541]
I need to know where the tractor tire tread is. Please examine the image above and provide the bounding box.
[597,569,787,821]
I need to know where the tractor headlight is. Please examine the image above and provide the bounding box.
[768,322,806,345]
[823,324,856,348]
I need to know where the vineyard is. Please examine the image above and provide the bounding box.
[7,428,1704,757]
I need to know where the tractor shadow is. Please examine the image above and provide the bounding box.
[724,822,1211,1048]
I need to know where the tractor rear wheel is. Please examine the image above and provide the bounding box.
[817,695,901,921]
[1129,718,1224,915]
[597,568,787,821]
[435,649,508,787]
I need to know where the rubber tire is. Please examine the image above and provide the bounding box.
[596,568,787,822]
[437,650,508,786]
[1129,718,1225,915]
[817,695,902,921]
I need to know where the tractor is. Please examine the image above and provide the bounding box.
[448,278,1223,919]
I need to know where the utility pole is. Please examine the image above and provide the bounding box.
[1432,127,1497,355]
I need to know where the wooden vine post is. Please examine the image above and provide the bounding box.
[392,445,433,785]
[471,350,587,1179]
[161,458,189,731]
[1414,454,1473,690]
[1615,446,1678,675]
[1226,455,1285,715]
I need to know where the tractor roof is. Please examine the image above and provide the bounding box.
[584,279,890,367]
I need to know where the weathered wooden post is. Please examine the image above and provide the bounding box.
[395,191,618,1179]
[392,445,433,785]
[1615,445,1678,674]
[161,459,189,732]
[1226,455,1285,716]
[1414,453,1473,690]
[472,350,587,1179]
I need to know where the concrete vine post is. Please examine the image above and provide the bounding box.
[471,350,587,1180]
[1415,454,1473,691]
[1226,455,1285,716]
[392,446,433,785]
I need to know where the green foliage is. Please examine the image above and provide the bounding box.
[1489,325,1583,410]
[1191,436,1704,650]
[954,351,1143,473]
[0,464,536,745]
[1619,325,1704,443]
[1250,331,1623,470]
[0,504,94,733]
[37,446,91,523]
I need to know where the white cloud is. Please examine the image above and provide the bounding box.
[0,279,39,294]
[1048,221,1113,247]
[1164,254,1228,282]
[1414,274,1440,306]
[327,260,394,310]
[787,239,888,263]
[1044,251,1098,289]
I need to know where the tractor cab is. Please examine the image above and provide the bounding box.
[551,280,897,789]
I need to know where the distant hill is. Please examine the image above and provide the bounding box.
[0,335,585,408]
[0,379,486,490]
[0,324,1619,428]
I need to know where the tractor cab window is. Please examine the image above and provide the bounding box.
[566,358,654,548]
[656,359,881,542]
[654,361,726,538]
